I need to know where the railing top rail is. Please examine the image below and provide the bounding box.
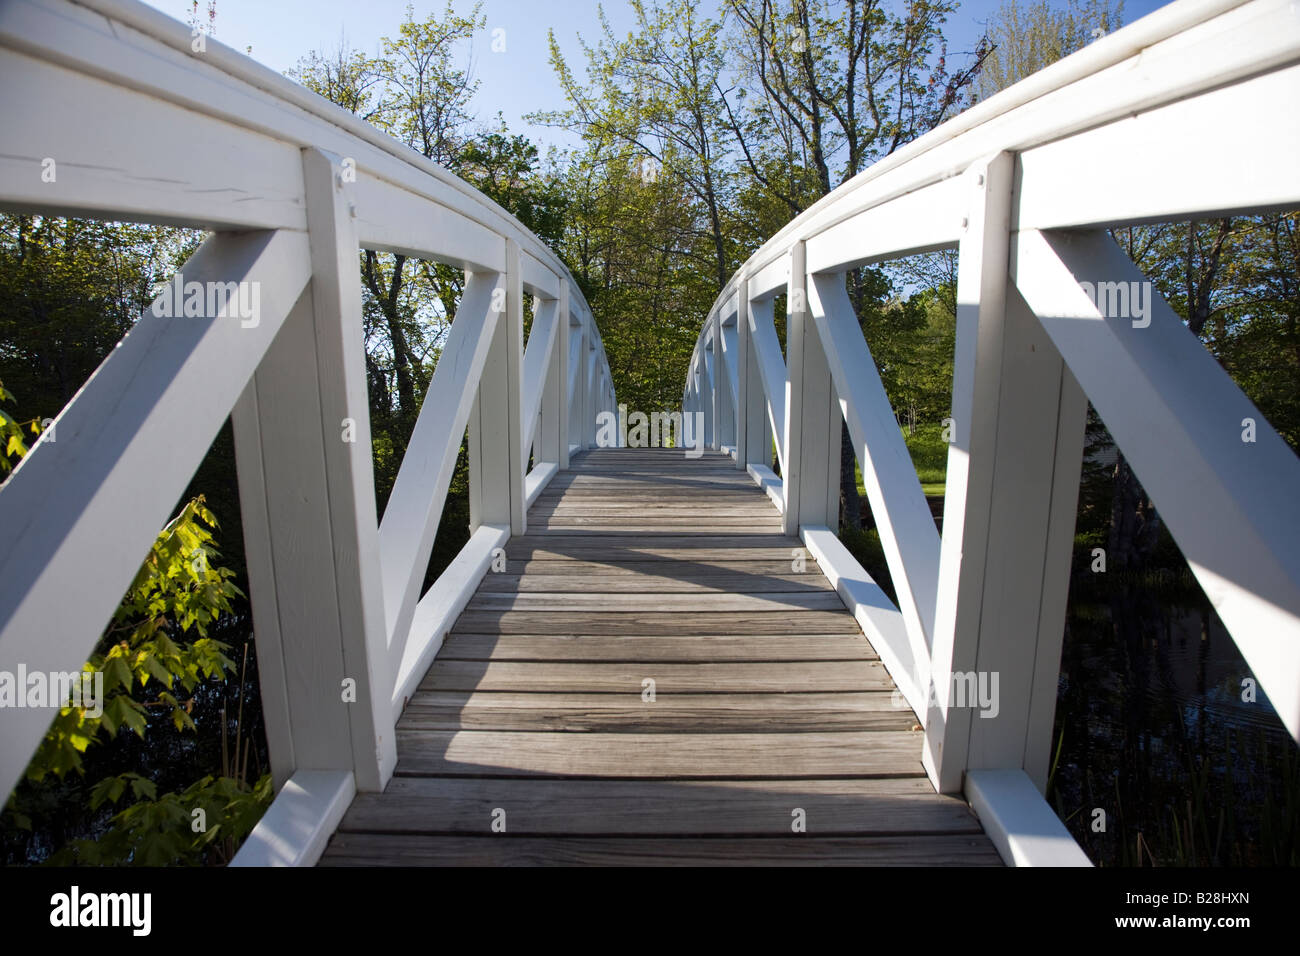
[3,0,599,334]
[692,0,1292,327]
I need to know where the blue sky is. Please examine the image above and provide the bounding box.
[143,0,1174,154]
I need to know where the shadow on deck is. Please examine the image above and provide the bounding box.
[319,448,999,865]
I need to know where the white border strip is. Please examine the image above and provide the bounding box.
[966,769,1092,866]
[230,770,354,867]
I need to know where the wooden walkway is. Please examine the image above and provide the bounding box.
[320,448,999,865]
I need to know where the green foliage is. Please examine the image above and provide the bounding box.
[22,496,242,783]
[49,772,272,867]
[903,423,950,490]
[0,379,31,471]
[977,0,1124,102]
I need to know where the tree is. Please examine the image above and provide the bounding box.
[540,0,740,290]
[723,0,988,529]
[975,0,1123,102]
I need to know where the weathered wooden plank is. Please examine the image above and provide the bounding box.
[322,444,993,865]
[394,730,924,777]
[527,520,786,532]
[530,504,780,514]
[502,548,819,563]
[500,560,821,576]
[338,777,980,834]
[419,660,891,693]
[320,833,1000,865]
[506,534,802,549]
[450,610,865,635]
[464,591,847,613]
[479,572,830,591]
[437,633,875,662]
[320,832,1000,865]
[398,691,911,732]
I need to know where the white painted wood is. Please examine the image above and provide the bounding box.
[521,252,560,301]
[0,0,585,275]
[733,278,751,469]
[784,244,841,534]
[229,770,355,867]
[927,158,1090,795]
[566,309,584,452]
[549,283,570,469]
[524,462,560,508]
[0,0,623,839]
[521,296,559,459]
[746,295,788,471]
[966,770,1092,867]
[700,338,715,449]
[231,149,397,795]
[1014,228,1300,742]
[748,254,789,302]
[807,271,939,676]
[805,176,965,274]
[581,324,598,448]
[720,322,739,449]
[710,307,722,450]
[802,526,925,720]
[746,464,785,514]
[469,239,526,538]
[0,230,309,804]
[928,153,1011,793]
[1016,63,1300,230]
[379,271,502,669]
[301,147,396,791]
[390,524,509,722]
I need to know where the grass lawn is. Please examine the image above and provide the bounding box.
[852,422,949,498]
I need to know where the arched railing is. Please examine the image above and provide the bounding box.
[0,0,615,862]
[685,0,1300,863]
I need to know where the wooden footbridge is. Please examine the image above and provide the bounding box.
[0,0,1297,867]
[322,449,999,865]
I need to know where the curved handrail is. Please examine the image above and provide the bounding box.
[0,0,617,818]
[686,0,1300,787]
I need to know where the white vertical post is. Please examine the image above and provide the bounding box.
[710,308,723,450]
[551,282,570,469]
[925,153,1088,793]
[581,323,597,448]
[746,294,785,472]
[232,147,396,793]
[566,306,583,455]
[734,281,751,468]
[469,237,526,535]
[782,241,840,534]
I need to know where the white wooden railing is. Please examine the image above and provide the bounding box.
[0,0,616,863]
[684,0,1300,865]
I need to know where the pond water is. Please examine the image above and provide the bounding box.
[1051,571,1298,866]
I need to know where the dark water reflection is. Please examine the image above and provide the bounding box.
[1052,569,1299,865]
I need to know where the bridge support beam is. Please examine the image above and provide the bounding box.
[0,229,310,805]
[470,238,527,536]
[544,282,570,470]
[232,148,397,794]
[781,241,841,535]
[1015,228,1300,743]
[735,278,773,471]
[925,153,1087,794]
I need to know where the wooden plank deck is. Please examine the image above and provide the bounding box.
[319,448,999,866]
